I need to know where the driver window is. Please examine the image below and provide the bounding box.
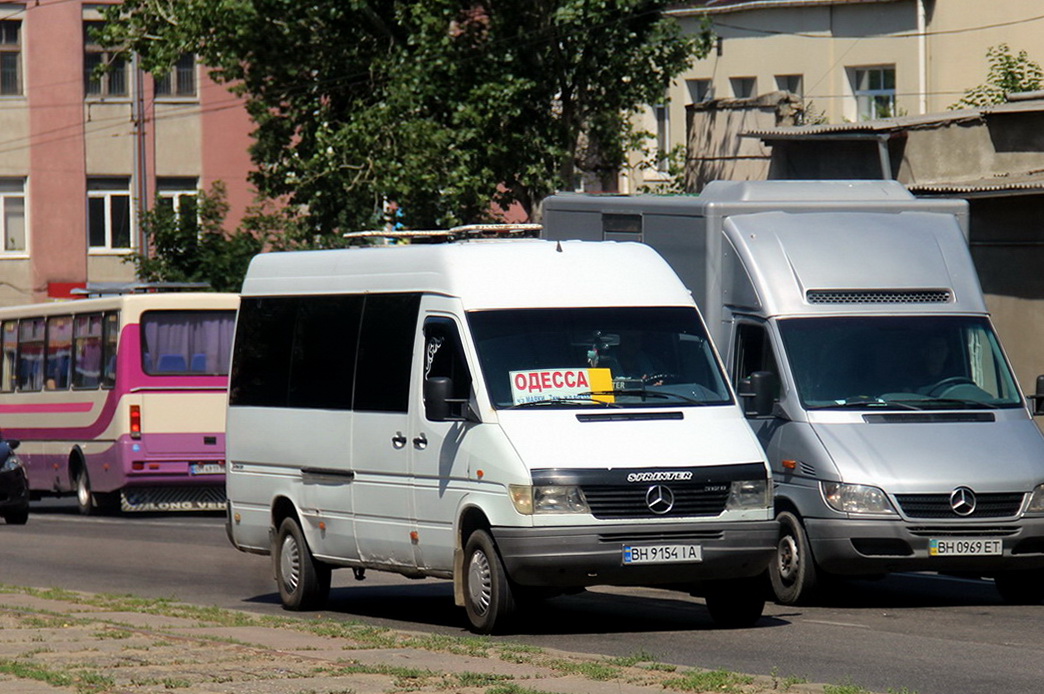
[424,317,472,407]
[734,323,782,401]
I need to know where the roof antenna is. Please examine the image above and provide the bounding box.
[556,240,562,252]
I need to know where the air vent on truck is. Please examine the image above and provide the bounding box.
[806,289,952,305]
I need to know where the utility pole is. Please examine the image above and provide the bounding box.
[131,54,149,260]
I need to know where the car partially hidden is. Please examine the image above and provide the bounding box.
[0,437,29,525]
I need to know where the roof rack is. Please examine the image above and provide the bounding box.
[343,223,542,242]
[70,281,212,297]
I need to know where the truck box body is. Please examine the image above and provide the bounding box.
[541,182,1044,605]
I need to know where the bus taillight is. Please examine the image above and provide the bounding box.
[130,405,142,439]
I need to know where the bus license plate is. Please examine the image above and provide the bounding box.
[929,538,1002,556]
[190,463,224,475]
[623,544,702,565]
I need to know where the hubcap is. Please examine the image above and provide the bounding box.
[76,473,90,507]
[467,550,492,615]
[777,535,799,582]
[280,535,301,594]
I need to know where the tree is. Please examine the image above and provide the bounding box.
[99,1,712,235]
[951,43,1043,109]
[128,182,265,293]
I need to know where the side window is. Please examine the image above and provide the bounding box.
[228,297,295,407]
[102,312,119,388]
[287,295,363,410]
[354,294,421,413]
[73,313,103,389]
[1,320,15,392]
[734,322,781,396]
[424,317,472,406]
[45,315,73,390]
[17,317,44,391]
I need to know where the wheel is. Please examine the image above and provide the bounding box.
[703,576,766,628]
[3,506,28,525]
[274,516,331,611]
[994,570,1044,604]
[75,466,97,516]
[769,510,820,605]
[928,376,975,396]
[462,529,516,634]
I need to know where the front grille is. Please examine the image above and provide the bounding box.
[806,289,951,305]
[896,492,1025,519]
[582,483,730,519]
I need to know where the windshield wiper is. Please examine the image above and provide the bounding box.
[922,397,999,410]
[808,399,921,411]
[581,389,705,405]
[507,396,619,409]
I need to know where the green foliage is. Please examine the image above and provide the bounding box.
[98,1,712,236]
[951,43,1043,108]
[126,182,264,293]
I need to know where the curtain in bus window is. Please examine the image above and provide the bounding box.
[45,316,73,390]
[1,321,15,392]
[141,310,236,375]
[73,314,103,389]
[17,318,44,391]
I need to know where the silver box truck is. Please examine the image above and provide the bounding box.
[541,180,1044,605]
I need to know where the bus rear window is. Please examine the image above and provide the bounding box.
[141,310,236,376]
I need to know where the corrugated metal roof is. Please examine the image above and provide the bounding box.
[669,0,900,16]
[908,173,1044,196]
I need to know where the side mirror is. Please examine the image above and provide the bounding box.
[738,371,778,418]
[7,439,18,450]
[1032,375,1044,416]
[424,377,453,422]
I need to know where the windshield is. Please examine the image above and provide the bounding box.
[467,307,732,409]
[141,310,236,376]
[778,316,1023,410]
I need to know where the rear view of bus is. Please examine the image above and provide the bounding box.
[0,291,238,514]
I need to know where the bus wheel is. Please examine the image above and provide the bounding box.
[769,511,819,605]
[75,466,97,516]
[462,529,516,634]
[274,517,330,611]
[703,576,766,628]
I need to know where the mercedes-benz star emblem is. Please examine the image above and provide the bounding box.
[646,485,675,515]
[950,486,977,517]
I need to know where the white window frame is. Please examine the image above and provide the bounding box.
[83,21,129,100]
[0,19,22,97]
[87,179,133,253]
[0,179,26,257]
[852,65,896,121]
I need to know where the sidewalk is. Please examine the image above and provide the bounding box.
[0,587,861,694]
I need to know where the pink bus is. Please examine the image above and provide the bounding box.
[0,291,238,513]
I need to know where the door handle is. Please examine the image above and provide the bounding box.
[413,433,428,450]
[392,432,407,449]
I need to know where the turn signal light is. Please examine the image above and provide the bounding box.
[130,405,142,439]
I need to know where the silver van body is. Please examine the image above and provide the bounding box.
[542,181,1044,605]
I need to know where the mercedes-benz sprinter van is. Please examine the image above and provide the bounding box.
[225,237,777,633]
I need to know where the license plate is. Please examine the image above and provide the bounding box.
[929,538,1002,556]
[190,463,224,475]
[623,544,702,565]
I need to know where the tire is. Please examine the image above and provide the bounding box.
[994,570,1044,605]
[3,506,28,525]
[769,510,819,605]
[75,466,97,516]
[274,517,331,611]
[703,576,766,628]
[462,529,516,634]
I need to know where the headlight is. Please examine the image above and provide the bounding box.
[821,481,896,515]
[1027,484,1044,514]
[0,454,22,473]
[509,485,590,515]
[725,479,770,510]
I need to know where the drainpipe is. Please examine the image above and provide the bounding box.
[917,0,928,114]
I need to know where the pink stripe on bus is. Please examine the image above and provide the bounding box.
[0,402,95,414]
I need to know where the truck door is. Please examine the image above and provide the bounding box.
[409,309,476,573]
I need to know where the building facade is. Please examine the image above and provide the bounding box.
[625,0,1044,192]
[0,0,254,307]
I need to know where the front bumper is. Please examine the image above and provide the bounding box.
[806,516,1044,575]
[492,520,778,587]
